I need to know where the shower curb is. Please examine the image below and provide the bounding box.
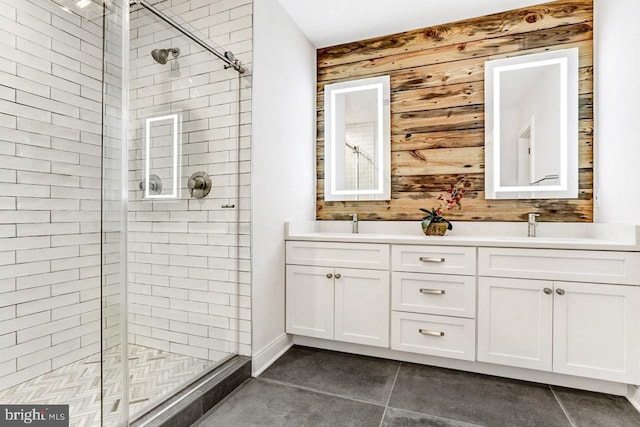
[130,356,251,427]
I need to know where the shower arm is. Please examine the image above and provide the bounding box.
[129,0,245,73]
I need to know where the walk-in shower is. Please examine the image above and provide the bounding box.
[0,0,250,425]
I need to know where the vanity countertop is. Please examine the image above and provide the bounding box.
[285,221,640,252]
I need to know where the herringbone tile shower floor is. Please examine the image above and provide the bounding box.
[0,344,217,427]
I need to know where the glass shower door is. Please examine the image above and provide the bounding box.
[126,1,245,420]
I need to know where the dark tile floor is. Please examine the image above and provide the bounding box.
[195,346,640,427]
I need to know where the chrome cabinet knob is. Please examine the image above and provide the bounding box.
[326,273,333,279]
[543,288,553,295]
[556,288,566,296]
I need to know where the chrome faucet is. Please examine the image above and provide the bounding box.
[528,213,540,237]
[351,213,359,234]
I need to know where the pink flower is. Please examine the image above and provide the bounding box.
[433,178,468,215]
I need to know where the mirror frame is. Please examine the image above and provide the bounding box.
[323,75,391,201]
[484,48,579,200]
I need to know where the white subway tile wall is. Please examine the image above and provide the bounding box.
[0,0,105,391]
[127,0,252,361]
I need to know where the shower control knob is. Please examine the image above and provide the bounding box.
[139,174,163,196]
[188,171,212,199]
[190,176,206,190]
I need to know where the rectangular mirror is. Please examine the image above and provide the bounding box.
[143,112,182,200]
[324,75,391,201]
[485,48,579,199]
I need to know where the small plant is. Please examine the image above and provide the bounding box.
[420,179,468,232]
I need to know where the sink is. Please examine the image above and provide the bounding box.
[285,221,640,251]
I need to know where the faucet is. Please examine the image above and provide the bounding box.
[351,213,359,234]
[528,213,540,237]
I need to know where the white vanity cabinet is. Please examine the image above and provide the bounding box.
[390,245,477,361]
[285,241,390,348]
[478,248,640,383]
[284,224,640,389]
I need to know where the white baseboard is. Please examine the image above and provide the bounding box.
[251,333,293,377]
[294,336,629,396]
[627,385,640,413]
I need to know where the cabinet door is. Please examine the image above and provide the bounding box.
[335,268,390,347]
[286,265,334,339]
[478,277,553,371]
[553,282,640,383]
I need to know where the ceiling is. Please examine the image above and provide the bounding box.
[276,0,546,48]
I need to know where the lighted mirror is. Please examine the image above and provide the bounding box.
[324,75,391,201]
[143,112,182,199]
[485,48,579,199]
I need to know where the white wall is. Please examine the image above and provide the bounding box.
[594,0,640,224]
[251,0,316,374]
[594,0,640,403]
[520,70,561,185]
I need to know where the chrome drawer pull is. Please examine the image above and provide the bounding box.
[419,257,445,263]
[420,288,445,295]
[419,329,445,337]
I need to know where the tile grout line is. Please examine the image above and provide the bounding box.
[383,406,485,427]
[378,363,401,427]
[550,386,577,427]
[377,365,478,426]
[257,377,387,408]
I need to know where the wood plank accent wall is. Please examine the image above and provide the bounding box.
[316,0,594,222]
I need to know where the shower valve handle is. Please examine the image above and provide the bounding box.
[139,174,163,196]
[189,176,206,190]
[188,171,212,199]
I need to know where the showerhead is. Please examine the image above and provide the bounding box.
[151,48,180,65]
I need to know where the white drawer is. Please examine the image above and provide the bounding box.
[392,245,476,275]
[479,248,640,285]
[392,272,475,318]
[391,312,475,361]
[286,241,389,270]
